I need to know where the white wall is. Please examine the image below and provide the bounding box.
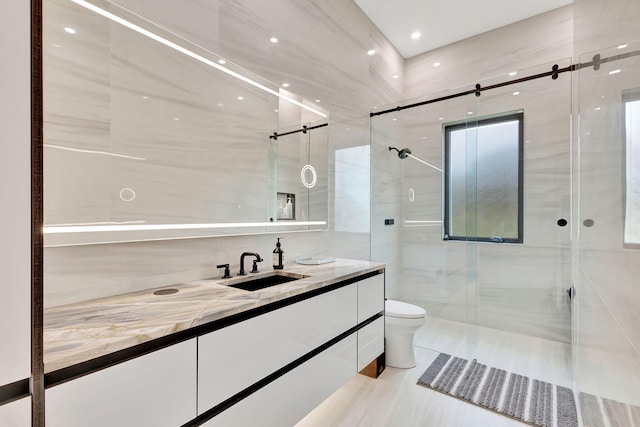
[0,0,32,387]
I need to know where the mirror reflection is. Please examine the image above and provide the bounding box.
[43,0,328,246]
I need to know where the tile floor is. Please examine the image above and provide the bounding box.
[297,317,573,427]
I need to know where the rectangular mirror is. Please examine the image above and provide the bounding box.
[43,0,328,247]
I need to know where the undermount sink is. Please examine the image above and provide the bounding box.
[226,271,309,292]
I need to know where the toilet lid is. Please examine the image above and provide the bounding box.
[385,300,426,319]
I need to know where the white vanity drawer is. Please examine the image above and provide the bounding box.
[202,334,357,427]
[46,339,197,427]
[0,397,31,426]
[197,284,357,413]
[357,274,384,323]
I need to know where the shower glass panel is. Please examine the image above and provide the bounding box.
[574,42,640,407]
[466,60,572,384]
[371,86,480,360]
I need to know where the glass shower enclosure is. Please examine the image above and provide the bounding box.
[371,59,573,388]
[371,45,640,422]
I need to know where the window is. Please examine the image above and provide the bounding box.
[623,90,640,247]
[444,112,524,243]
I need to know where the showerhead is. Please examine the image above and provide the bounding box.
[389,146,412,159]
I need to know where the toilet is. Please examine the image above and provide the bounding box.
[384,299,426,368]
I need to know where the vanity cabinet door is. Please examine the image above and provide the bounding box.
[46,339,197,427]
[197,284,357,413]
[202,334,357,427]
[357,274,385,323]
[357,317,384,371]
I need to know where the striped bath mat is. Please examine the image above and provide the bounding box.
[417,353,578,427]
[579,392,640,427]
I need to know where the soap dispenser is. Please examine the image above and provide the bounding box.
[273,237,284,270]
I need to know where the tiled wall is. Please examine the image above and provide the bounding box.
[373,6,574,343]
[44,0,404,306]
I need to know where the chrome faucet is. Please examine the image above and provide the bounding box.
[239,252,262,275]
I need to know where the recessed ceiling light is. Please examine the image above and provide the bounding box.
[282,83,290,87]
[595,107,601,111]
[274,109,279,112]
[618,44,628,49]
[438,117,444,121]
[237,96,244,100]
[142,95,148,100]
[217,103,223,107]
[512,91,520,96]
[392,74,399,79]
[64,27,76,34]
[315,99,321,103]
[270,37,278,43]
[392,118,397,121]
[609,69,621,75]
[433,62,441,67]
[467,111,473,115]
[346,128,350,131]
[509,71,517,76]
[422,136,427,139]
[173,117,180,121]
[411,31,421,40]
[367,49,376,56]
[218,59,226,64]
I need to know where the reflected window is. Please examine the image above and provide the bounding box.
[444,112,524,243]
[624,90,640,247]
[335,145,370,233]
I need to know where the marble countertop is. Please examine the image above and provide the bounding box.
[44,258,385,373]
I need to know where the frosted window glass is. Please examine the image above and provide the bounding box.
[445,114,522,242]
[624,99,640,245]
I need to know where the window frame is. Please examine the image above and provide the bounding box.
[443,111,524,243]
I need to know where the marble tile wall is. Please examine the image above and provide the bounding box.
[572,0,640,401]
[404,6,574,101]
[44,0,404,306]
[372,7,575,343]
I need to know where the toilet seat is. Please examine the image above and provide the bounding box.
[385,299,426,319]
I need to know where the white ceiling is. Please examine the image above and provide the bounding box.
[354,0,573,58]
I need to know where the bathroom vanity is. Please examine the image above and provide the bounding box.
[43,259,385,426]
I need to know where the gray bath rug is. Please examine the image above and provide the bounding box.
[417,353,578,427]
[579,392,640,427]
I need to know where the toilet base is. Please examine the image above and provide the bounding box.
[385,332,417,368]
[385,316,424,369]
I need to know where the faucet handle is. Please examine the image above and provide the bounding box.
[216,264,232,279]
[251,258,262,274]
